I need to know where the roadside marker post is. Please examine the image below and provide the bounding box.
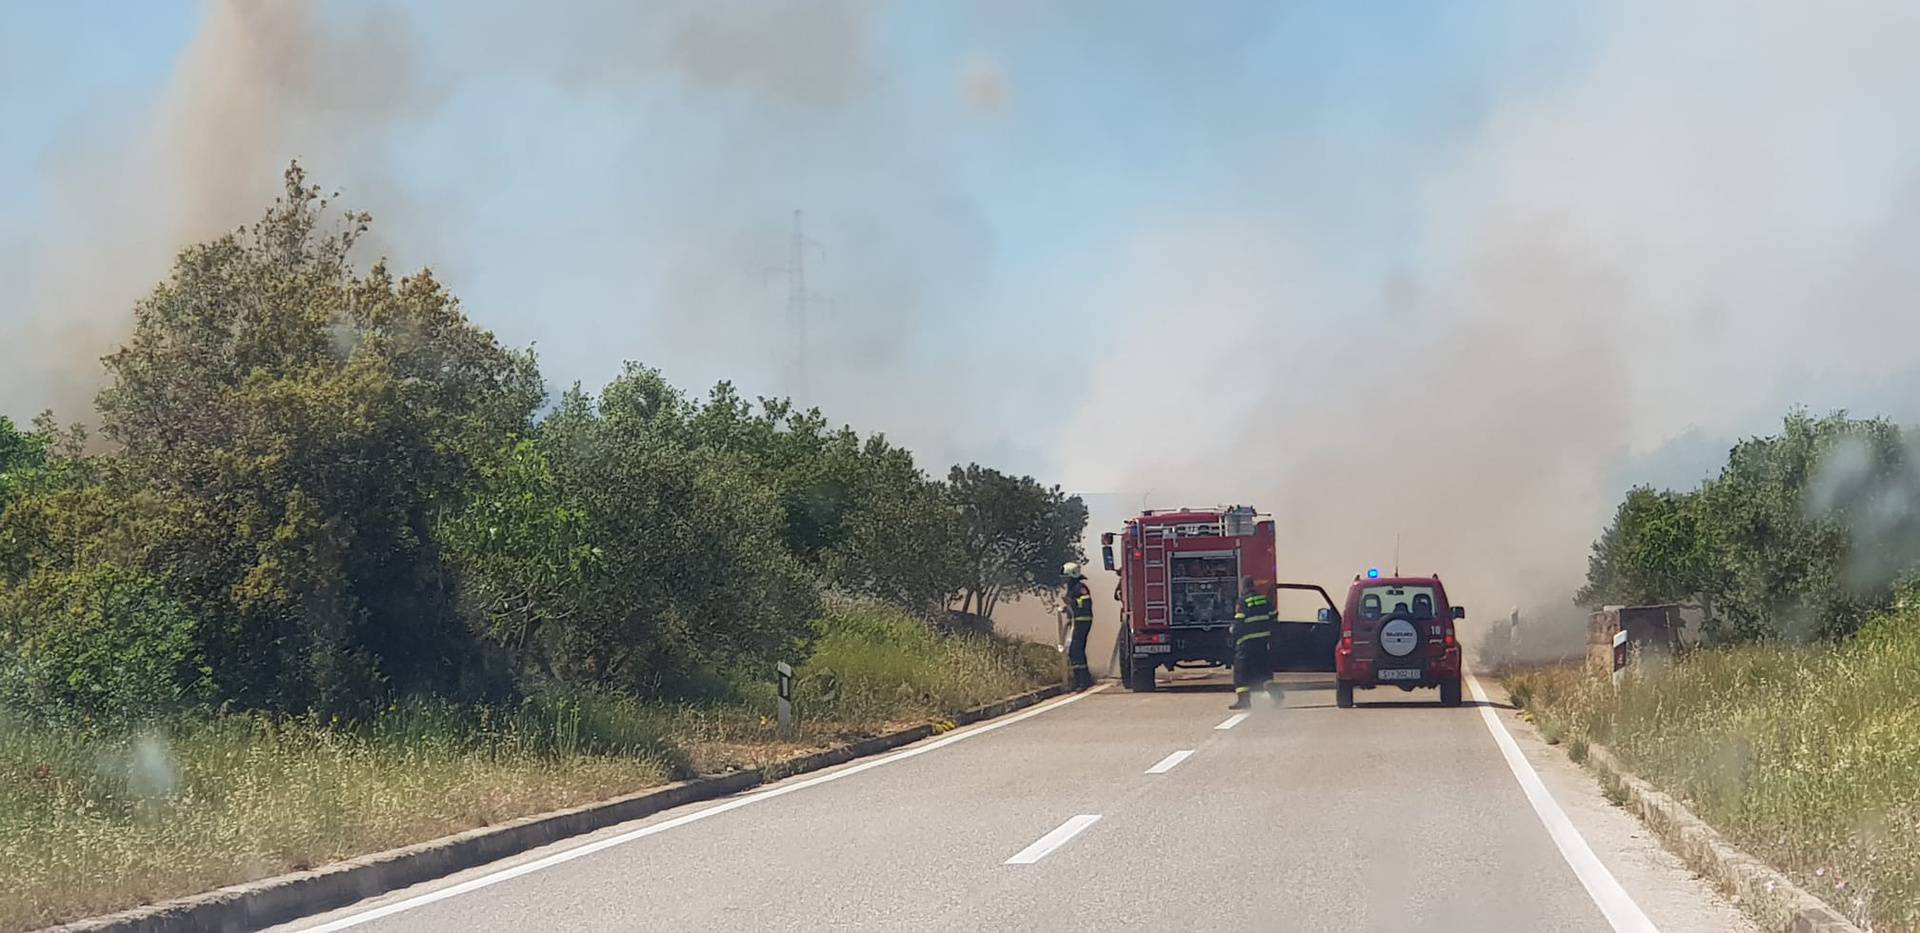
[776,661,795,738]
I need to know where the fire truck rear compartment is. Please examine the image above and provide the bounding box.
[1169,553,1239,626]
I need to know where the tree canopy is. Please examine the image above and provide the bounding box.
[0,163,1085,723]
[1580,410,1920,642]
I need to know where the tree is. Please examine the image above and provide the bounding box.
[945,464,1087,619]
[1583,410,1920,643]
[1700,411,1906,641]
[0,416,48,514]
[90,162,542,713]
[440,440,601,676]
[530,371,821,691]
[823,435,966,614]
[0,563,210,724]
[1576,486,1724,612]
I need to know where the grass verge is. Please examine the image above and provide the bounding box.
[0,602,1063,931]
[1504,610,1920,931]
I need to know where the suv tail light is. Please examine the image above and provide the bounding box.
[1338,634,1353,657]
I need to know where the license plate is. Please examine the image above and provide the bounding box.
[1377,668,1421,681]
[1135,644,1172,654]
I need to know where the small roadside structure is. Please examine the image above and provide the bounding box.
[1588,605,1684,676]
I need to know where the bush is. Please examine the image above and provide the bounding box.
[799,601,1061,723]
[0,565,208,725]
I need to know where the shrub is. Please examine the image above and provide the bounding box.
[0,565,208,725]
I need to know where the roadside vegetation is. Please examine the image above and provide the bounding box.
[1514,411,1920,931]
[0,165,1078,930]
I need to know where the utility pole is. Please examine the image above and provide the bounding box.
[777,210,829,401]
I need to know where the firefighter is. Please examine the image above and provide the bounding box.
[1062,562,1095,691]
[1230,576,1275,710]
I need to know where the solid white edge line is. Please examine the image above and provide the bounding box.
[1466,673,1658,933]
[1003,814,1101,864]
[1214,712,1249,730]
[1144,749,1194,774]
[300,685,1110,932]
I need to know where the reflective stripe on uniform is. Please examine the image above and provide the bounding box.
[1237,630,1271,644]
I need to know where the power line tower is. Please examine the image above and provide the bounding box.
[776,209,829,400]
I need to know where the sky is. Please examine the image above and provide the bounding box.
[6,1,1920,631]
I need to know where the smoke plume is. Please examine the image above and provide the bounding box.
[12,2,1920,658]
[0,0,437,419]
[1063,0,1920,652]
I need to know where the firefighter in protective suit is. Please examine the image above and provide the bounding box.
[1062,562,1095,691]
[1229,576,1276,710]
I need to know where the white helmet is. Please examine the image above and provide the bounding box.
[1062,561,1082,577]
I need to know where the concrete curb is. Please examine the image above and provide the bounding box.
[46,683,1070,933]
[1580,744,1860,933]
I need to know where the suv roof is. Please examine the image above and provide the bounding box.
[1351,574,1445,587]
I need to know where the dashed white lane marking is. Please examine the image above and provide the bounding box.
[1214,712,1249,730]
[1004,815,1101,865]
[300,685,1110,931]
[1144,750,1195,774]
[1467,673,1658,933]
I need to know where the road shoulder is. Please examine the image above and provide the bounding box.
[1477,677,1757,933]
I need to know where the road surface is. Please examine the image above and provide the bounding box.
[275,673,1752,932]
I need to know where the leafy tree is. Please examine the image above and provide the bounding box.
[1583,410,1920,642]
[823,435,965,614]
[1701,411,1905,640]
[1577,486,1725,612]
[440,440,601,676]
[533,374,821,690]
[91,162,542,713]
[0,416,48,514]
[946,464,1087,618]
[0,563,209,724]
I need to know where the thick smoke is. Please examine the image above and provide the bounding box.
[1,0,438,419]
[13,2,1920,660]
[1062,1,1920,654]
[4,0,1009,472]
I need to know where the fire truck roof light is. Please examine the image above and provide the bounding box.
[1367,568,1380,579]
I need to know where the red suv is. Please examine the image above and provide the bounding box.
[1332,573,1464,708]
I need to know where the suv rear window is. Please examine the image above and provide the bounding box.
[1358,584,1439,621]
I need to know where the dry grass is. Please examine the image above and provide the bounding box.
[0,704,674,931]
[1505,610,1920,931]
[0,603,1061,931]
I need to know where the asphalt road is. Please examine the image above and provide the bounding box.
[276,672,1753,933]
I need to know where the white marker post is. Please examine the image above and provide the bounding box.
[776,661,794,738]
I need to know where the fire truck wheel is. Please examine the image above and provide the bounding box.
[1439,677,1463,707]
[1335,681,1354,708]
[1126,662,1156,692]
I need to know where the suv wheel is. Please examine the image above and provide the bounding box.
[1336,681,1354,708]
[1439,677,1462,707]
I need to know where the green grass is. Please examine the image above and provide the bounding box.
[1505,610,1920,930]
[0,601,1061,931]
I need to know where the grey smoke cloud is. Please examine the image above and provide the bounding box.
[0,0,438,419]
[1061,0,1920,641]
[11,0,1920,651]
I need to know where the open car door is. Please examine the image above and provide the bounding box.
[1270,582,1340,672]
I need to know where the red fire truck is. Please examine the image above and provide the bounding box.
[1102,505,1338,692]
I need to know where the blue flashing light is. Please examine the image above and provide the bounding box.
[1367,568,1380,579]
